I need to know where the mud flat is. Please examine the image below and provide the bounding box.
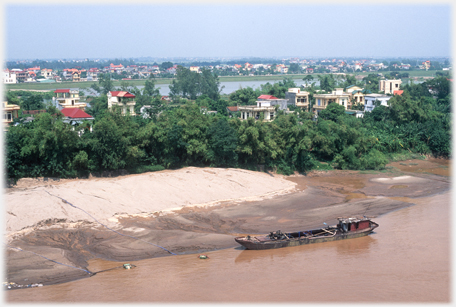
[4,159,451,288]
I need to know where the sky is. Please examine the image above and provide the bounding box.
[3,2,453,61]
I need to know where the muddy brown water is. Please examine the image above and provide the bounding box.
[5,158,451,302]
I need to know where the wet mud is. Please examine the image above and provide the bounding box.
[5,158,451,288]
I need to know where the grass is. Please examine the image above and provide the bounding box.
[387,151,427,162]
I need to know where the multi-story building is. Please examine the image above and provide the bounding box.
[364,93,392,112]
[286,88,310,111]
[40,69,54,79]
[238,101,276,122]
[3,101,20,130]
[313,88,351,116]
[107,91,136,115]
[379,79,402,94]
[52,89,86,110]
[3,70,17,84]
[189,66,200,73]
[238,95,287,122]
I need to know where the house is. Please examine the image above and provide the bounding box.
[257,95,289,109]
[364,93,391,112]
[11,69,27,82]
[3,69,17,84]
[107,91,136,115]
[110,63,124,73]
[40,69,53,79]
[306,68,314,74]
[350,90,371,107]
[379,79,402,94]
[189,66,200,73]
[422,61,431,70]
[3,101,20,130]
[238,101,276,122]
[285,88,310,110]
[344,85,363,94]
[344,110,365,118]
[226,106,239,116]
[313,88,351,116]
[72,71,80,82]
[60,108,94,125]
[60,108,94,136]
[63,68,79,80]
[52,89,86,110]
[238,95,288,122]
[87,68,99,81]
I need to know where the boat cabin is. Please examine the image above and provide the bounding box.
[338,217,370,232]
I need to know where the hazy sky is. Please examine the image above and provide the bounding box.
[4,3,452,60]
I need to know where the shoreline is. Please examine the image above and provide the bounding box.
[4,159,451,289]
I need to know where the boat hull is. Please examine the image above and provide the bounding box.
[235,221,378,250]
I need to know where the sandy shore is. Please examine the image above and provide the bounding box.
[5,167,295,241]
[4,159,451,288]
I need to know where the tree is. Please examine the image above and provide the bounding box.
[98,73,114,95]
[206,118,238,166]
[144,78,160,97]
[160,61,174,71]
[303,75,314,87]
[22,94,44,110]
[317,74,336,92]
[288,63,300,74]
[318,102,346,121]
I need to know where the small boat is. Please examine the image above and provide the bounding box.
[234,217,379,250]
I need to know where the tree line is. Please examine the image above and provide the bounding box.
[4,70,451,184]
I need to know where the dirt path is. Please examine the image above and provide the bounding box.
[4,159,451,288]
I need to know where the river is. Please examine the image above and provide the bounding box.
[5,184,450,302]
[81,78,315,97]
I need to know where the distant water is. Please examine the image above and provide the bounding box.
[80,78,317,97]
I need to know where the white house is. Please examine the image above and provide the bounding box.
[3,70,17,84]
[364,94,391,112]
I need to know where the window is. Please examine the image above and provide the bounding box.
[317,99,320,106]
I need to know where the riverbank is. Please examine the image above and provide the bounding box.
[4,158,451,289]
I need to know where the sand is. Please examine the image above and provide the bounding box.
[5,167,295,241]
[4,159,451,288]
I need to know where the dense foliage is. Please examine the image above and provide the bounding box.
[4,76,451,183]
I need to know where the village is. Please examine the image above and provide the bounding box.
[3,77,405,131]
[2,57,443,84]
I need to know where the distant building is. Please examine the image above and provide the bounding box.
[313,88,351,116]
[286,88,310,111]
[379,79,402,94]
[107,91,136,115]
[3,101,20,130]
[52,89,86,110]
[238,101,276,122]
[60,108,94,125]
[3,70,17,84]
[364,93,392,112]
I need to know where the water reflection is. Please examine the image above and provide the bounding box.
[234,234,376,264]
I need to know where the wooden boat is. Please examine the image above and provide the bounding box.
[234,217,379,250]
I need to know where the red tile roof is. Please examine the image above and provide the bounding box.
[54,89,70,93]
[227,106,239,112]
[393,90,404,95]
[258,95,279,100]
[61,108,93,119]
[109,91,135,98]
